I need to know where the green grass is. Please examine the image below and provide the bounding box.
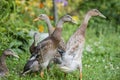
[0,23,120,80]
[0,0,120,79]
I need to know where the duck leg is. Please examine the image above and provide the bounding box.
[80,72,82,80]
[64,73,67,77]
[64,72,67,80]
[47,66,50,71]
[78,61,82,80]
[40,71,44,78]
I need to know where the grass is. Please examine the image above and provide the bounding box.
[0,0,120,79]
[0,23,120,80]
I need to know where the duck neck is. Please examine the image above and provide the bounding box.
[34,37,37,46]
[46,19,54,36]
[52,19,63,42]
[56,19,64,28]
[79,13,91,36]
[0,54,6,65]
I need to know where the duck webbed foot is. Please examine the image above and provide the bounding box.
[79,72,82,80]
[40,71,44,78]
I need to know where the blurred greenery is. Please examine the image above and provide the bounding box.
[0,0,120,80]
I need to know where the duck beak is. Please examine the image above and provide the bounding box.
[12,52,19,58]
[71,16,78,24]
[99,12,106,18]
[33,17,40,21]
[71,19,78,24]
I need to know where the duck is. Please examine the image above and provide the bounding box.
[33,15,76,77]
[29,14,53,44]
[29,14,54,55]
[33,14,66,53]
[32,14,66,62]
[58,9,106,80]
[0,49,19,77]
[21,15,76,77]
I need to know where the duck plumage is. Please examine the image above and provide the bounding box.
[21,54,39,76]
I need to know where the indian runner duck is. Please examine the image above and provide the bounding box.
[29,14,54,55]
[33,14,66,52]
[58,9,106,80]
[33,15,76,77]
[21,15,76,76]
[33,14,66,61]
[0,49,19,77]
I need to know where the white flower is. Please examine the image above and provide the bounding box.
[116,66,119,69]
[85,64,87,67]
[102,59,105,62]
[85,45,92,52]
[96,60,99,62]
[109,63,114,70]
[105,65,108,69]
[94,41,101,46]
[88,65,90,68]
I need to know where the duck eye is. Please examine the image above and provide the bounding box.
[41,15,43,17]
[67,15,70,18]
[94,9,99,12]
[66,15,72,20]
[39,14,43,17]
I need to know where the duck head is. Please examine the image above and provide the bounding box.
[88,9,106,18]
[3,49,19,58]
[33,14,49,22]
[61,15,77,24]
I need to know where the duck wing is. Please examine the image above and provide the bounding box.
[66,34,85,56]
[21,54,39,75]
[36,39,53,55]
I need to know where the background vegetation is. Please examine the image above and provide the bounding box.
[0,0,120,80]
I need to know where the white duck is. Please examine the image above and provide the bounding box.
[58,9,106,80]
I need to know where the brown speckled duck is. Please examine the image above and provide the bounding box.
[58,9,106,80]
[0,49,19,77]
[34,15,76,77]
